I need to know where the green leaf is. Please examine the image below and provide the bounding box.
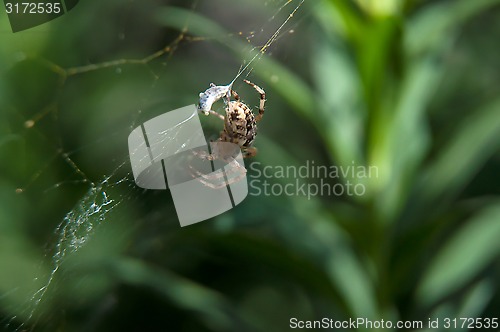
[111,257,254,332]
[312,39,365,171]
[417,98,500,206]
[370,54,443,222]
[416,203,500,306]
[406,0,500,56]
[320,0,366,42]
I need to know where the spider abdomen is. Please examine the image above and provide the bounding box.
[221,101,257,148]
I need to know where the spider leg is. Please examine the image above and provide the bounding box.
[194,170,247,189]
[192,149,217,161]
[189,152,246,178]
[243,79,266,122]
[231,89,241,102]
[188,155,247,189]
[242,147,258,158]
[191,159,246,181]
[206,110,225,121]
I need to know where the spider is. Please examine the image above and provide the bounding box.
[199,79,266,158]
[191,79,266,188]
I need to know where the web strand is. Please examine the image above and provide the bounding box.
[232,0,306,83]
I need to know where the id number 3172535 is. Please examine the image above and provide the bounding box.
[5,2,61,14]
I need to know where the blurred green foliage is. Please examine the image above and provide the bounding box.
[0,0,499,331]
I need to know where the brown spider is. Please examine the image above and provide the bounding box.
[191,79,266,188]
[203,79,266,158]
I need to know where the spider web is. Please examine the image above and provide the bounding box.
[0,0,308,330]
